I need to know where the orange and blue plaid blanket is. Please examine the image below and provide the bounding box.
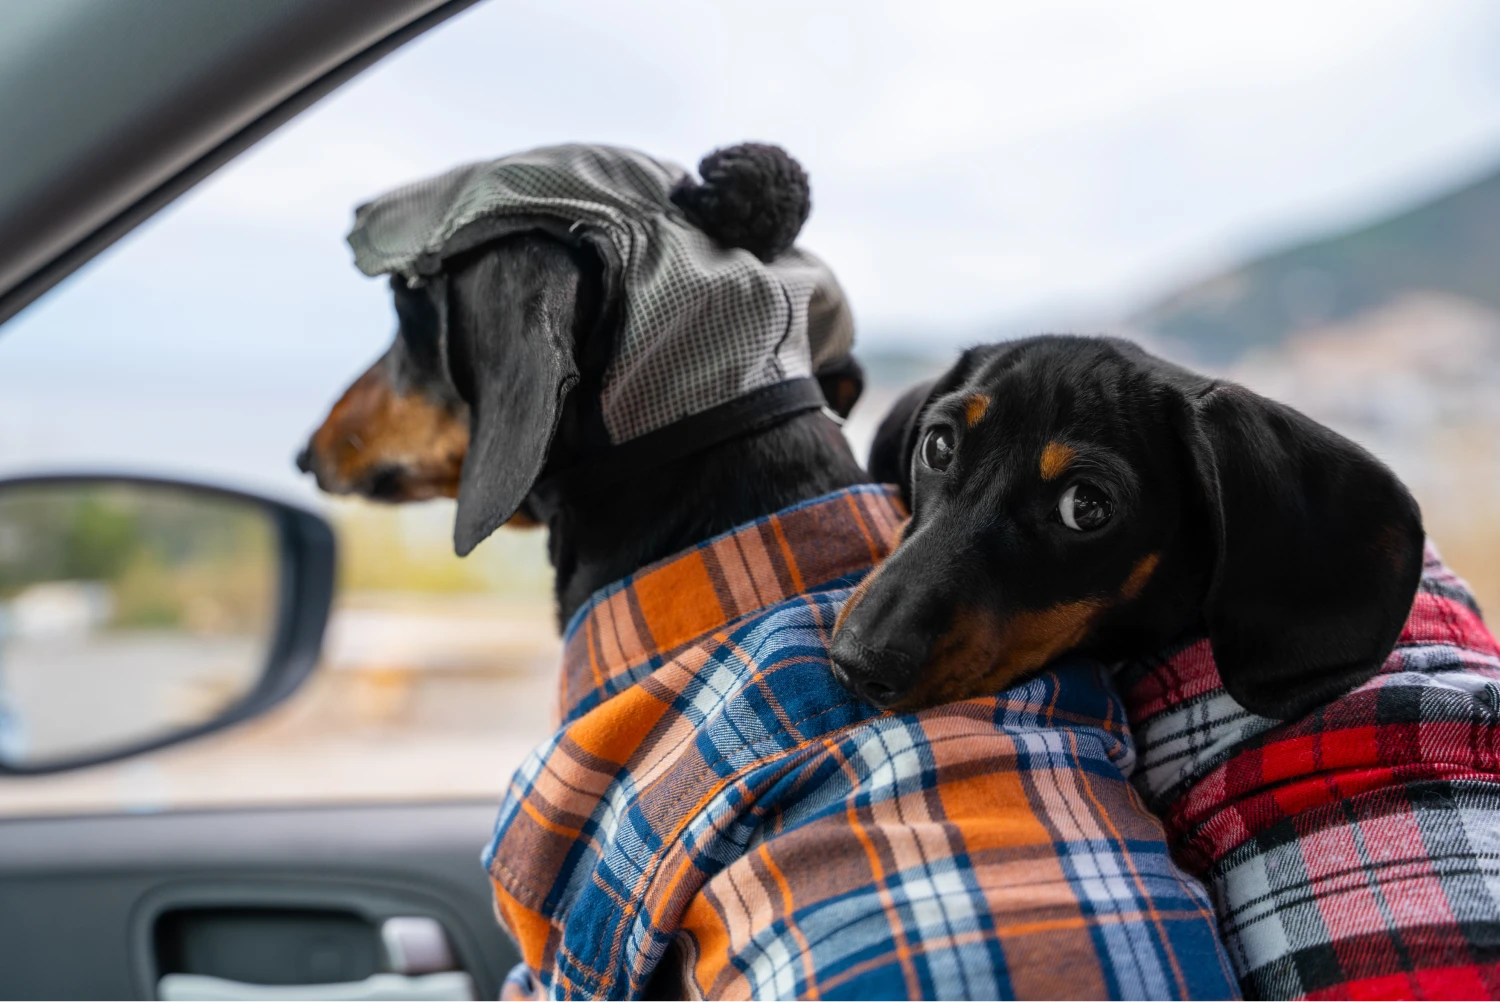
[486,485,1237,999]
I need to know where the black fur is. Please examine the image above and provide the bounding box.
[670,143,810,262]
[546,409,864,619]
[839,335,1424,720]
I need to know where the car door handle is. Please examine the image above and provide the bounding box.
[157,970,476,1001]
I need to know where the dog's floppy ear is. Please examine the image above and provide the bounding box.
[868,378,937,506]
[1178,382,1424,719]
[445,237,582,556]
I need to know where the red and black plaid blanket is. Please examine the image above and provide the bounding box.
[1120,543,1500,999]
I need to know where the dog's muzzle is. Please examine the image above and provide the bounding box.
[829,627,928,709]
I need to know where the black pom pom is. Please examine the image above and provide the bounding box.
[670,143,811,262]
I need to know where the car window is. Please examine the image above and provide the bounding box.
[2,0,1499,815]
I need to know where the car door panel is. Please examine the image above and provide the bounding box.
[0,802,516,1000]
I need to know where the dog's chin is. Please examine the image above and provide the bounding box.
[304,460,461,504]
[359,473,460,503]
[888,669,1017,713]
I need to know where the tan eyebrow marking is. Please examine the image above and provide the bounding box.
[1039,441,1076,481]
[963,393,991,427]
[1120,553,1161,600]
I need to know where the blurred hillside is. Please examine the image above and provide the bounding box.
[1133,163,1500,365]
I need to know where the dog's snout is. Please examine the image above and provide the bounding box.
[295,443,314,474]
[830,628,926,709]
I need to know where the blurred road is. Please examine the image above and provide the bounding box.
[0,596,560,816]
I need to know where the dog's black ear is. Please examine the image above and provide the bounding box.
[1179,382,1424,719]
[868,378,937,506]
[816,354,865,419]
[445,237,582,556]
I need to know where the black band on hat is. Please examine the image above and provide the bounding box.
[530,377,826,509]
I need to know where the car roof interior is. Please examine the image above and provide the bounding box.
[0,0,478,327]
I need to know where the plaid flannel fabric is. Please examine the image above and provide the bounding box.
[1120,544,1500,999]
[486,485,1237,1000]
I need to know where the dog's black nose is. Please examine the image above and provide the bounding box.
[295,444,314,474]
[829,630,923,709]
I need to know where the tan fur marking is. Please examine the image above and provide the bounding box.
[896,598,1108,710]
[963,394,991,428]
[308,361,469,502]
[980,599,1105,686]
[1039,441,1076,481]
[1120,553,1161,600]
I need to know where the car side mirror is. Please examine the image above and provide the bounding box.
[0,475,335,774]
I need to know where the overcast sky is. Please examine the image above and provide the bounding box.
[2,0,1499,492]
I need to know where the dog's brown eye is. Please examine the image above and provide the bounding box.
[1059,482,1112,531]
[920,425,956,472]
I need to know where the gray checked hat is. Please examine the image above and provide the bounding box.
[347,143,855,447]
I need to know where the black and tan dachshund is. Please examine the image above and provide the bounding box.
[832,335,1424,720]
[296,145,867,625]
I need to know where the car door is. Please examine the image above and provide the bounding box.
[0,3,530,998]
